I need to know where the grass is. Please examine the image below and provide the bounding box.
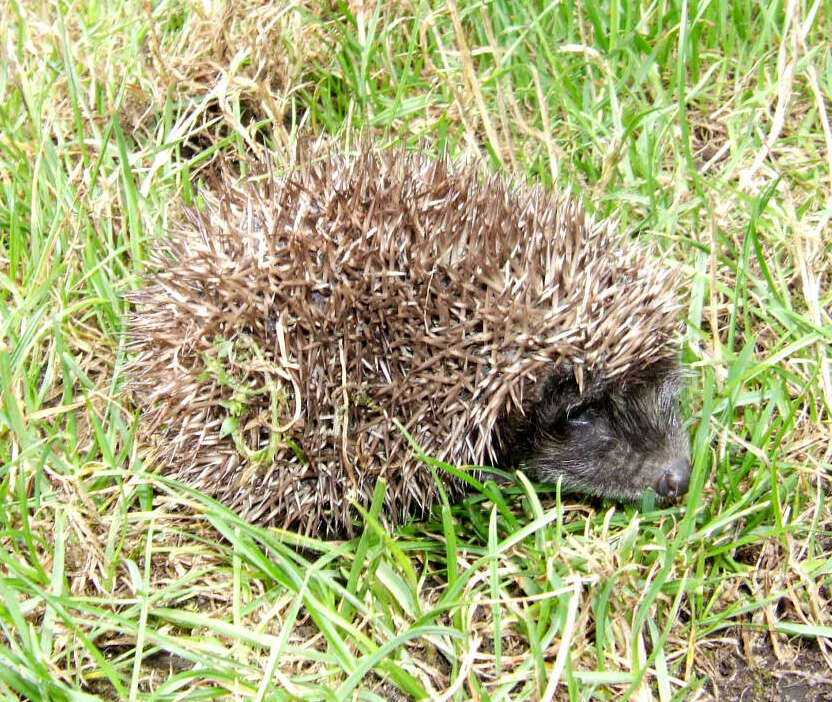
[0,0,830,699]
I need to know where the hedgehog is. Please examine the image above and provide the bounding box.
[127,145,690,537]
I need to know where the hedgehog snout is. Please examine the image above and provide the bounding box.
[655,457,691,499]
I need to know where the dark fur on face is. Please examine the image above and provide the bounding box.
[501,366,690,501]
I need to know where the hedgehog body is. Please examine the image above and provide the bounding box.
[128,147,690,536]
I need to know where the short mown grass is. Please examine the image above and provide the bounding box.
[1,0,830,699]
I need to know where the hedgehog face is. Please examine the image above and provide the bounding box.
[520,370,691,501]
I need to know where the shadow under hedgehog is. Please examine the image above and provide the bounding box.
[127,144,691,537]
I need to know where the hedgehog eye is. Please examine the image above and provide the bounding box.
[544,403,597,439]
[566,404,597,428]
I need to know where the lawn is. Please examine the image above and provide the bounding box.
[0,0,830,699]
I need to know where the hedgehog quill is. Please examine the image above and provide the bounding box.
[127,147,690,536]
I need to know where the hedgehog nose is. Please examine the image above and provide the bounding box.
[655,458,691,499]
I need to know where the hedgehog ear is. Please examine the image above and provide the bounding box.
[550,361,586,396]
[535,371,580,426]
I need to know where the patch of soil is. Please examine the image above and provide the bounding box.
[705,631,832,701]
